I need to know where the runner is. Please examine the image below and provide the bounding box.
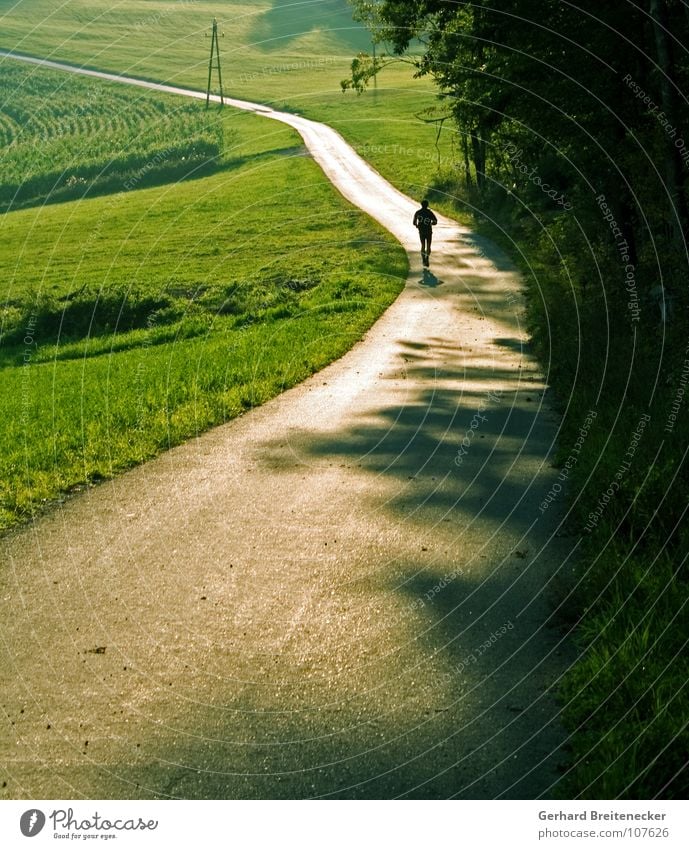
[413,198,438,267]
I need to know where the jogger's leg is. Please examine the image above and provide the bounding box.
[421,233,430,266]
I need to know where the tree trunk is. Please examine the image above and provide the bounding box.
[462,133,473,190]
[471,131,486,192]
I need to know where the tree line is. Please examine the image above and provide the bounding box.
[345,0,689,327]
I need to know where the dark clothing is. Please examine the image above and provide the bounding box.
[413,205,437,267]
[413,206,438,233]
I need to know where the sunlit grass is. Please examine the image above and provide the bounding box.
[0,101,407,529]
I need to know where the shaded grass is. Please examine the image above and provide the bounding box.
[559,548,688,798]
[550,328,689,798]
[11,1,684,802]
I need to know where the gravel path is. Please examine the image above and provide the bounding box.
[0,51,577,799]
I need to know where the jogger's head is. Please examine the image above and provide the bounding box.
[421,199,429,208]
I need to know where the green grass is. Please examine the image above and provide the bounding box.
[0,0,456,204]
[1,90,407,530]
[0,0,372,101]
[0,61,224,209]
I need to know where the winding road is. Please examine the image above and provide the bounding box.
[0,51,577,799]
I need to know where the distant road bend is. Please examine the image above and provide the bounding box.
[0,50,576,799]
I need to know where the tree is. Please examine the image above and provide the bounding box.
[345,0,689,298]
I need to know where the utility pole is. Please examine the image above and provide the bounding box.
[206,18,224,108]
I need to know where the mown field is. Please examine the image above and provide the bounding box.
[0,62,407,530]
[0,0,372,101]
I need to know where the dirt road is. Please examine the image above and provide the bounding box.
[0,52,577,799]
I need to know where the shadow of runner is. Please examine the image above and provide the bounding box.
[419,269,441,287]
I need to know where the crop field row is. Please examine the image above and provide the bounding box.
[0,62,224,209]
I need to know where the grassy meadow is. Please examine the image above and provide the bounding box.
[0,61,407,529]
[0,0,457,203]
